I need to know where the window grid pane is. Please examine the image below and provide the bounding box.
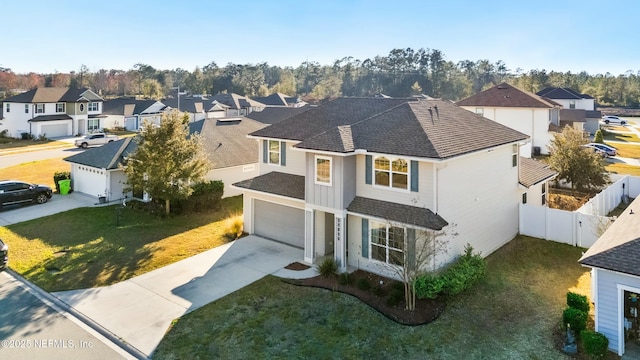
[316,158,331,183]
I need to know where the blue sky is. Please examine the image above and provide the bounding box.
[2,0,637,75]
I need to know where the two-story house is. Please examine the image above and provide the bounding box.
[1,87,104,138]
[234,97,535,277]
[457,83,561,157]
[536,87,601,135]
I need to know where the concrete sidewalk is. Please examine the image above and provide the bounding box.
[52,236,314,358]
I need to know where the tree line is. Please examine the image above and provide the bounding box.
[1,47,639,106]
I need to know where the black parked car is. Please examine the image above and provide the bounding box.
[0,180,53,210]
[0,239,7,271]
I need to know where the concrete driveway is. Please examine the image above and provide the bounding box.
[0,192,102,226]
[52,235,313,358]
[0,192,98,226]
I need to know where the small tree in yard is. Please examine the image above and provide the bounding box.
[378,222,454,311]
[547,125,609,193]
[123,110,211,215]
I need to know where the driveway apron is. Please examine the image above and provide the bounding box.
[52,236,306,357]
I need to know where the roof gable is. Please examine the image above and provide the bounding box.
[64,137,138,169]
[457,83,559,108]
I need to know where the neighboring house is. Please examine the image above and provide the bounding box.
[245,105,311,125]
[457,82,562,157]
[518,157,557,207]
[252,92,307,108]
[536,87,601,135]
[209,93,265,116]
[579,196,640,357]
[0,87,104,138]
[102,97,168,131]
[234,97,532,278]
[64,117,265,201]
[162,96,230,122]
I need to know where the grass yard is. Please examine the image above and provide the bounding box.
[0,137,71,150]
[1,157,71,189]
[605,142,640,158]
[0,196,243,292]
[154,236,598,360]
[606,163,640,176]
[603,131,640,143]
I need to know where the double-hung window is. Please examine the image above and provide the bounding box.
[35,104,45,113]
[88,119,100,132]
[512,144,518,167]
[315,156,332,186]
[370,221,405,266]
[56,103,65,113]
[541,183,547,206]
[374,156,408,190]
[88,102,99,112]
[24,104,29,113]
[268,140,280,165]
[5,104,9,113]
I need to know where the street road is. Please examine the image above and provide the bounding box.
[0,271,132,359]
[0,147,84,169]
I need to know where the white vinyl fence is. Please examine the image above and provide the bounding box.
[520,175,640,248]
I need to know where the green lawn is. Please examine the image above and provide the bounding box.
[1,196,243,292]
[1,158,71,189]
[603,131,640,143]
[154,236,599,360]
[605,142,640,158]
[606,163,640,176]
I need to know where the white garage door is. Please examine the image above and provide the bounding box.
[254,200,304,248]
[73,165,106,197]
[41,124,69,138]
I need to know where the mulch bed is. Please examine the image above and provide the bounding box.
[284,262,311,271]
[285,269,445,325]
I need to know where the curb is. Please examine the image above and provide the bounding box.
[6,269,148,360]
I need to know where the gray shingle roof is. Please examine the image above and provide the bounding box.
[347,196,448,230]
[518,157,557,188]
[250,97,416,141]
[103,98,164,116]
[579,196,640,277]
[233,172,305,200]
[252,93,289,106]
[64,137,138,169]
[245,106,311,125]
[188,118,266,168]
[279,98,528,159]
[210,93,265,110]
[457,83,560,108]
[28,114,72,122]
[537,87,594,100]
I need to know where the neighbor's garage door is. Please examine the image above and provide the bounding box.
[41,124,69,138]
[254,200,304,248]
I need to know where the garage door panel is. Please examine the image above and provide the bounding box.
[254,200,304,248]
[41,124,69,138]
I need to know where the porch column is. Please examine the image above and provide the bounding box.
[304,209,315,264]
[335,215,347,272]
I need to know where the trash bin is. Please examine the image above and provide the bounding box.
[58,179,71,195]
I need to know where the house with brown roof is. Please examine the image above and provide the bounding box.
[252,92,307,108]
[1,87,104,138]
[233,97,552,277]
[579,195,640,356]
[209,93,265,116]
[457,83,562,157]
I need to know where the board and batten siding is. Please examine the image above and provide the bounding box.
[594,269,640,354]
[259,140,305,176]
[305,153,357,209]
[355,155,433,210]
[436,144,519,263]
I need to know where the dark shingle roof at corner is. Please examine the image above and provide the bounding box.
[347,196,448,230]
[245,106,311,125]
[252,93,289,106]
[457,83,559,108]
[537,87,594,100]
[518,157,557,187]
[64,137,138,169]
[103,98,165,115]
[579,196,640,277]
[233,172,305,200]
[291,98,529,159]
